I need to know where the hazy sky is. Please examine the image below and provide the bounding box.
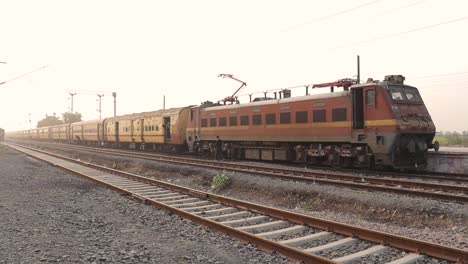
[1,0,467,132]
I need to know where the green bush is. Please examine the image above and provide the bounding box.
[211,171,231,191]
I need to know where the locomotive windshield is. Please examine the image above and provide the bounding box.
[388,85,422,103]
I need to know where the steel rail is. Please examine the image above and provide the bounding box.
[7,143,468,263]
[15,142,467,203]
[11,139,468,182]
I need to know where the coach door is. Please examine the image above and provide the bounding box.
[139,118,144,141]
[115,122,120,143]
[352,87,364,130]
[163,117,171,143]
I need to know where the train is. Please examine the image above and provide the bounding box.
[6,75,439,169]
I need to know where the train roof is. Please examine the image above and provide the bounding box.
[201,91,350,112]
[104,106,192,122]
[70,119,103,126]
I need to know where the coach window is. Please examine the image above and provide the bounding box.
[366,90,375,106]
[219,117,227,127]
[201,118,208,127]
[252,114,262,125]
[229,116,237,126]
[240,115,249,125]
[266,113,276,125]
[210,118,217,127]
[296,111,308,123]
[332,108,347,121]
[280,112,291,124]
[313,110,326,122]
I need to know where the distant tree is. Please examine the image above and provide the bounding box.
[448,131,462,146]
[62,112,82,124]
[37,114,63,128]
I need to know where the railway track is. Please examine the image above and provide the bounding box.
[6,143,468,264]
[304,165,468,184]
[11,141,468,203]
[12,139,468,183]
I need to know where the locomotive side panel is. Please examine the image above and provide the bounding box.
[197,93,352,143]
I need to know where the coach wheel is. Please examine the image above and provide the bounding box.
[433,141,439,152]
[368,156,375,170]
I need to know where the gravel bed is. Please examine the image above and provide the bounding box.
[211,212,260,222]
[198,208,239,217]
[272,227,320,241]
[416,257,453,264]
[349,247,406,264]
[0,147,293,264]
[14,143,468,250]
[318,240,374,259]
[297,234,345,250]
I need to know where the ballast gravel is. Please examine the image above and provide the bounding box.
[0,148,293,264]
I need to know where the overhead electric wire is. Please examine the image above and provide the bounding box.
[412,71,468,79]
[0,65,48,86]
[282,0,384,32]
[340,16,468,48]
[370,0,427,18]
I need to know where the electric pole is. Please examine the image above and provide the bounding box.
[97,94,104,120]
[28,113,31,129]
[112,92,117,117]
[357,55,361,84]
[69,92,76,112]
[67,90,116,118]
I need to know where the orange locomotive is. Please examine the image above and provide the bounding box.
[186,75,437,169]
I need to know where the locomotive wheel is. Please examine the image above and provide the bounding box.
[340,157,353,168]
[368,155,376,170]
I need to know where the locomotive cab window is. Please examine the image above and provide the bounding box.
[366,90,375,106]
[391,90,404,101]
[404,89,422,102]
[389,86,422,103]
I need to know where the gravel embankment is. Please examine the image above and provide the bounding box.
[0,147,293,264]
[54,148,466,251]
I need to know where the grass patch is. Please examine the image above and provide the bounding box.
[301,198,322,211]
[354,214,369,221]
[0,144,7,152]
[211,171,231,191]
